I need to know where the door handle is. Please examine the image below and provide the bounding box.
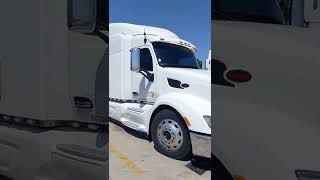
[132,92,139,96]
[74,97,93,109]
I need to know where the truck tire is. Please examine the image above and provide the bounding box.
[151,109,191,160]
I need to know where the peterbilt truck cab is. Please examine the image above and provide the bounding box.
[109,23,211,159]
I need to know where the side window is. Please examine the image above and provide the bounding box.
[68,0,97,32]
[140,48,153,71]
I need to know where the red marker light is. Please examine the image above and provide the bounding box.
[226,69,252,83]
[180,83,190,88]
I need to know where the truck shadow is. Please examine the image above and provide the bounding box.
[109,119,147,140]
[189,155,234,180]
[110,119,215,168]
[191,156,213,171]
[0,175,11,180]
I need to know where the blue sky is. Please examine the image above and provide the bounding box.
[110,0,211,61]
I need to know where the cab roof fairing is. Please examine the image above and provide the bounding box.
[110,23,197,52]
[148,36,198,53]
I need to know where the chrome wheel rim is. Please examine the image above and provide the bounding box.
[157,119,183,150]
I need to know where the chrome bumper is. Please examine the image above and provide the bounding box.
[190,131,211,158]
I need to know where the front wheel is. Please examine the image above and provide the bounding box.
[151,109,191,160]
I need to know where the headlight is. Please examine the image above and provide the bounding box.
[296,170,320,180]
[203,115,211,128]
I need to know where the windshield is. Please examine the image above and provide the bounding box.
[213,0,287,24]
[152,42,200,69]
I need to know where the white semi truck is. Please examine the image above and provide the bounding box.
[213,0,320,179]
[0,0,108,179]
[109,23,211,159]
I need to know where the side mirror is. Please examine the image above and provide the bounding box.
[304,0,320,24]
[291,0,305,26]
[68,0,97,33]
[131,48,140,72]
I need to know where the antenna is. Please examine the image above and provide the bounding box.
[144,28,147,44]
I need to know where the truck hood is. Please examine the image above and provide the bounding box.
[162,68,211,102]
[213,20,320,178]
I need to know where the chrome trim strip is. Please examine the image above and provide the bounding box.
[109,98,154,105]
[126,107,144,114]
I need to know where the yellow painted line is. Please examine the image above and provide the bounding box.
[109,143,143,176]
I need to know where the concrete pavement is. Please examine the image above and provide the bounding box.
[109,122,211,180]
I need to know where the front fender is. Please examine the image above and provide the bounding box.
[149,93,211,134]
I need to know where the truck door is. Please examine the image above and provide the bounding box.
[131,46,157,103]
[68,0,108,122]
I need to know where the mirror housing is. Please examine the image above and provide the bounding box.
[304,0,320,23]
[291,0,305,26]
[131,48,140,72]
[130,48,154,82]
[68,0,97,33]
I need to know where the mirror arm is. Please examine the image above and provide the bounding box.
[95,30,108,43]
[85,30,108,43]
[139,70,154,82]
